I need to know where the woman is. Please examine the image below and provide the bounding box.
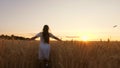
[31,25,62,68]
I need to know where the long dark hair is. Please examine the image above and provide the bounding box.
[42,25,49,44]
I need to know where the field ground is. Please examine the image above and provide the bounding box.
[0,40,120,68]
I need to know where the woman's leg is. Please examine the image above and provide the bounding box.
[38,59,45,68]
[44,59,49,68]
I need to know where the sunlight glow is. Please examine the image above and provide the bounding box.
[81,36,89,41]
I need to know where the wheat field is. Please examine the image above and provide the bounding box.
[0,39,120,68]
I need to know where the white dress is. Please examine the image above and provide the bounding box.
[35,32,54,60]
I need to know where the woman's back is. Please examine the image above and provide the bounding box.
[35,32,54,44]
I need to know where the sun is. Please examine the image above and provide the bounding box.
[81,36,88,41]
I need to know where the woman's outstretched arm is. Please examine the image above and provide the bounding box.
[50,33,62,41]
[30,32,41,40]
[52,36,62,41]
[30,36,38,40]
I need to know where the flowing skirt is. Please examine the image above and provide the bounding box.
[38,43,50,60]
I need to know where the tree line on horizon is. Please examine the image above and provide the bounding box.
[0,34,30,40]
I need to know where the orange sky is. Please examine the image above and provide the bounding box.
[0,0,120,41]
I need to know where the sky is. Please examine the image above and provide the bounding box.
[0,0,120,41]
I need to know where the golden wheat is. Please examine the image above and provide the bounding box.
[0,40,120,68]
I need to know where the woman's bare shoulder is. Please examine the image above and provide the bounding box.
[49,33,54,37]
[36,32,42,37]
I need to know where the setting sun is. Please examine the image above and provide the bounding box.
[81,36,89,41]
